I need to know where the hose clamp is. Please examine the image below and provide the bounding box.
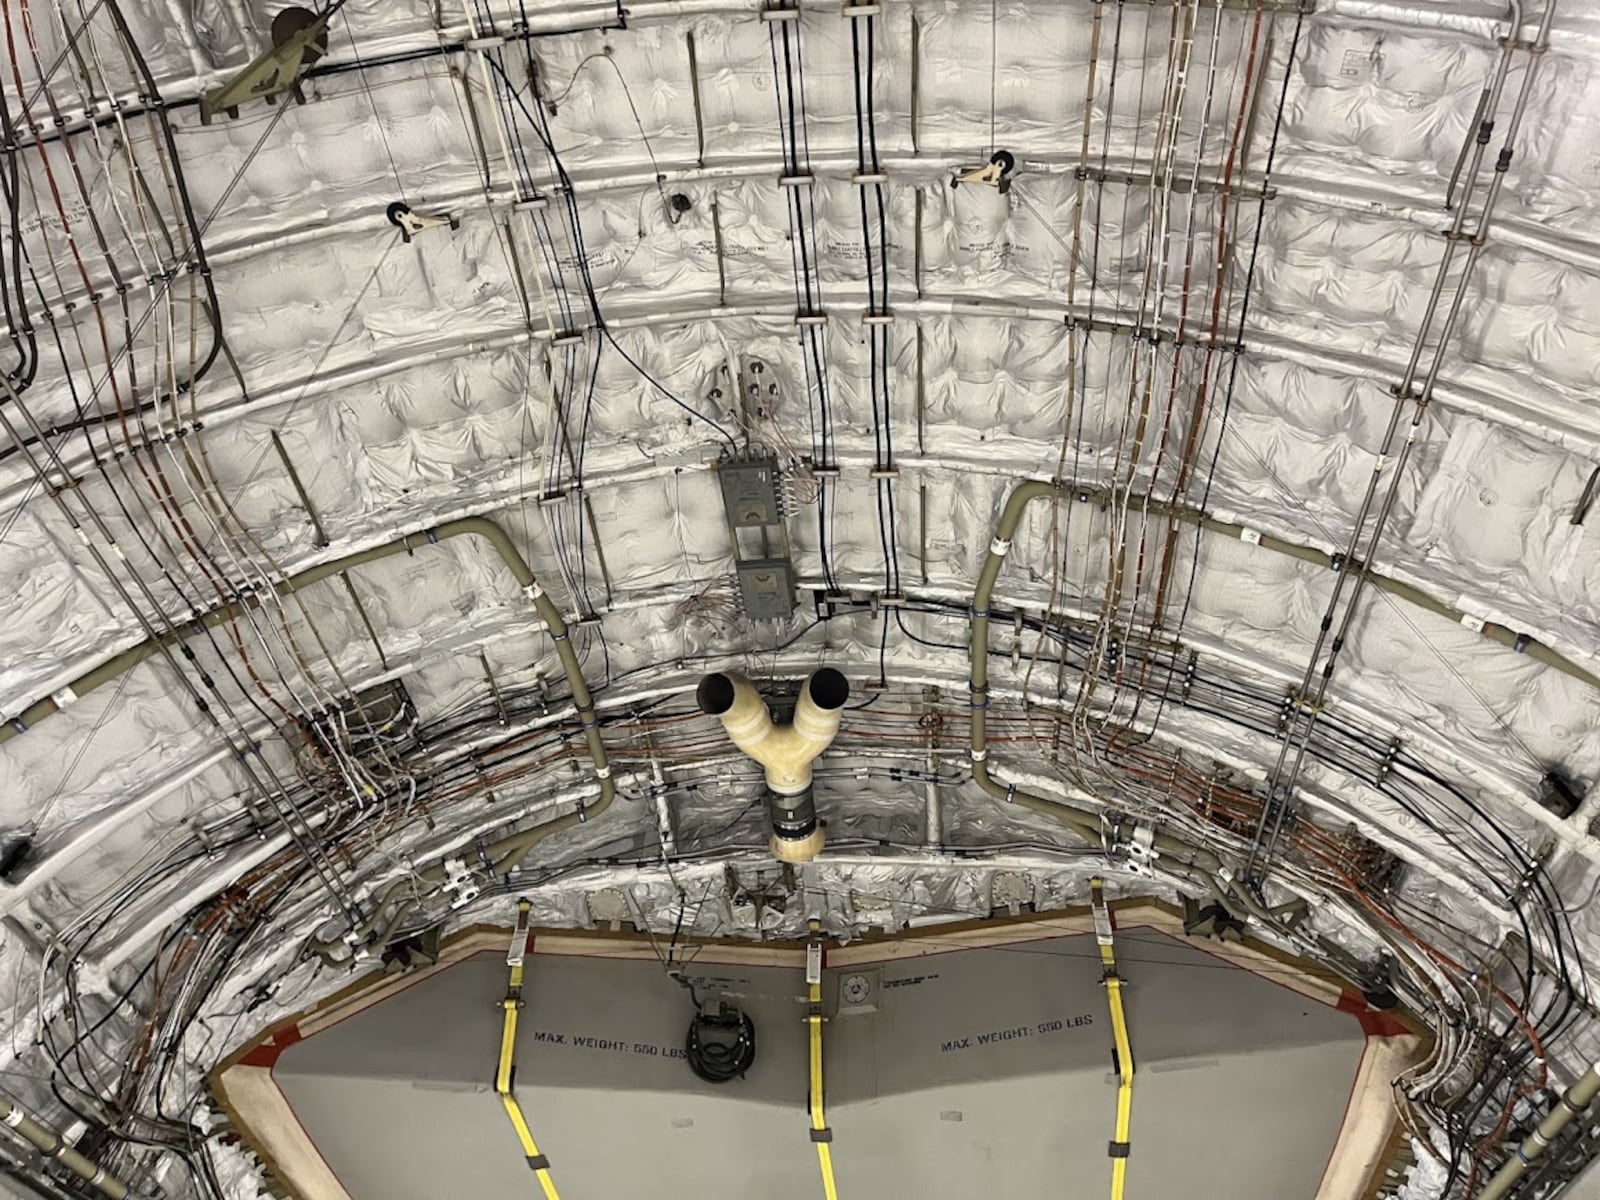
[970,748,987,762]
[989,537,1011,557]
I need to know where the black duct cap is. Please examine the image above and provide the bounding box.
[697,673,737,716]
[806,667,850,712]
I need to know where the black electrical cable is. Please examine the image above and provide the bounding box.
[684,1003,756,1085]
[482,55,737,453]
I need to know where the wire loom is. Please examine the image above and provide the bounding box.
[685,1003,758,1085]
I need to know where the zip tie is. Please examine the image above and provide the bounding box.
[971,748,988,762]
[990,537,1011,557]
[595,766,612,779]
[426,528,440,544]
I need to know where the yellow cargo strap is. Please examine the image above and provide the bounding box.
[1091,878,1133,1200]
[496,900,561,1200]
[805,923,840,1200]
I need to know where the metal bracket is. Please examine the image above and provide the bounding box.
[952,150,1016,194]
[200,7,329,124]
[387,202,459,244]
[507,899,531,967]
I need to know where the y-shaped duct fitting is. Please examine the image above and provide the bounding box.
[697,669,850,863]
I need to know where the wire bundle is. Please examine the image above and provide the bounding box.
[684,1004,757,1086]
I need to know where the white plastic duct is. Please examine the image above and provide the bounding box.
[696,669,851,862]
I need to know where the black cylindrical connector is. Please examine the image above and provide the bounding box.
[767,785,818,842]
[697,673,737,716]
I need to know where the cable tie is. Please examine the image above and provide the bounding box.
[425,528,440,544]
[989,536,1011,557]
[970,747,987,762]
[595,765,612,779]
[1004,785,1015,804]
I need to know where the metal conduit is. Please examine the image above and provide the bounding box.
[0,1095,141,1200]
[4,484,1591,754]
[0,515,617,958]
[966,478,1597,875]
[968,482,1221,874]
[1476,1062,1600,1200]
[974,482,1598,693]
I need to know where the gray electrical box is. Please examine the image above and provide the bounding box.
[737,558,796,620]
[718,457,783,528]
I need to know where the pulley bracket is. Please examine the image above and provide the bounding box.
[952,150,1017,194]
[387,201,460,243]
[200,7,330,124]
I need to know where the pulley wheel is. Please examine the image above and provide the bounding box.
[271,7,329,66]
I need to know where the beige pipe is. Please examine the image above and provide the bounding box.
[697,669,850,862]
[1477,1061,1600,1200]
[0,1094,139,1199]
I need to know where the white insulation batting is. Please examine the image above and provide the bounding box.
[0,3,1597,1195]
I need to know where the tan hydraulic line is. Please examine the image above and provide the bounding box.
[967,477,1600,869]
[1476,1062,1600,1200]
[969,481,1598,700]
[0,1093,142,1199]
[0,513,616,951]
[0,517,618,739]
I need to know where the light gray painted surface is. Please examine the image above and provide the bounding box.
[276,927,1366,1199]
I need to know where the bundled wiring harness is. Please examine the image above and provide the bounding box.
[685,1002,757,1085]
